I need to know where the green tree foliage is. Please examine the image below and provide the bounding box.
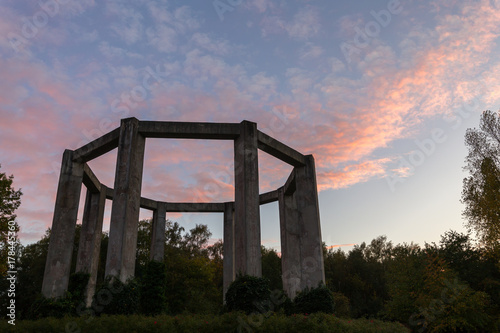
[383,243,425,322]
[261,246,282,291]
[139,261,167,315]
[462,110,500,249]
[0,164,22,276]
[324,236,391,317]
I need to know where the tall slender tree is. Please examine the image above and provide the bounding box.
[462,110,500,249]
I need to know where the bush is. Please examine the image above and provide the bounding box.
[93,276,140,315]
[24,272,90,319]
[0,313,412,333]
[26,294,75,319]
[331,292,351,317]
[293,284,334,314]
[68,272,90,305]
[225,275,271,314]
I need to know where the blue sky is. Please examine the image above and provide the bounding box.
[1,0,500,251]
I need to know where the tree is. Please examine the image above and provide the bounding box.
[261,246,282,291]
[462,110,500,249]
[0,164,22,276]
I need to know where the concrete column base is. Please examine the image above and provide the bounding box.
[42,150,84,298]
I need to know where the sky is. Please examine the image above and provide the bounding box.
[1,0,500,252]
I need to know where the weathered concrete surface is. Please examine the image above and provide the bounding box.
[139,121,240,139]
[259,189,279,205]
[164,202,225,212]
[278,188,302,299]
[73,127,120,163]
[257,131,306,167]
[83,163,101,193]
[223,202,235,300]
[42,150,84,298]
[105,118,146,282]
[234,121,261,277]
[294,155,325,290]
[150,202,166,262]
[283,170,296,195]
[104,187,158,211]
[75,187,106,306]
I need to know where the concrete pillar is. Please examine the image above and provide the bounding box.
[278,188,301,299]
[105,118,146,281]
[223,202,235,299]
[42,150,84,298]
[150,202,166,262]
[234,121,261,277]
[294,155,325,290]
[75,186,106,306]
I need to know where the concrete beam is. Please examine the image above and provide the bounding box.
[75,187,106,306]
[150,202,166,262]
[234,120,261,277]
[83,164,101,193]
[104,186,158,211]
[73,127,120,163]
[223,202,235,300]
[105,118,146,282]
[164,202,226,212]
[42,150,84,298]
[257,131,306,167]
[138,121,240,140]
[259,190,279,205]
[140,197,158,211]
[294,155,325,290]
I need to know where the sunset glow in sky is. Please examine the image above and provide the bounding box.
[2,0,500,250]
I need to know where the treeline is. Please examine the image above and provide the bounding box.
[1,220,499,331]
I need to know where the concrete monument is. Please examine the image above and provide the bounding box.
[42,118,325,305]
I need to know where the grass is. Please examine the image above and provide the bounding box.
[1,312,410,333]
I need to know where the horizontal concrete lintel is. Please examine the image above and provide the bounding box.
[73,128,120,163]
[284,169,296,195]
[140,197,158,210]
[82,164,101,193]
[164,202,226,212]
[257,131,306,167]
[259,190,279,205]
[138,121,240,140]
[104,187,157,210]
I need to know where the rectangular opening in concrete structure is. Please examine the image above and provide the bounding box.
[171,212,224,245]
[258,150,293,196]
[141,138,234,203]
[259,201,281,253]
[86,148,118,190]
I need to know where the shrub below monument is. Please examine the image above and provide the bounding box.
[225,274,271,314]
[93,277,140,315]
[293,284,334,314]
[24,272,90,319]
